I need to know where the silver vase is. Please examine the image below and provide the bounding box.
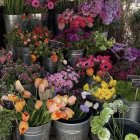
[54,118,90,140]
[20,122,51,140]
[4,14,22,51]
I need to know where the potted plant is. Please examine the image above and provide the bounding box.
[47,89,99,140]
[0,61,46,96]
[116,80,140,124]
[0,102,17,140]
[6,80,52,140]
[90,99,140,140]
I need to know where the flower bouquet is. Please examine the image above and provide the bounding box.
[3,80,52,140]
[90,100,140,140]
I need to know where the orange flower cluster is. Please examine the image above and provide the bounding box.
[47,95,76,120]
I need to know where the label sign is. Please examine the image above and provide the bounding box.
[48,40,64,49]
[132,79,140,88]
[127,75,140,82]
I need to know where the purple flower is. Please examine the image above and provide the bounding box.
[80,104,89,113]
[69,33,80,42]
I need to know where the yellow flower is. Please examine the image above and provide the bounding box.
[110,87,116,95]
[109,79,117,87]
[83,83,89,91]
[8,94,18,103]
[93,75,102,83]
[101,81,108,89]
[104,90,112,100]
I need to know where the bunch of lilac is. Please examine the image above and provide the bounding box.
[0,49,12,65]
[112,43,140,61]
[46,66,80,91]
[1,61,44,85]
[79,0,122,25]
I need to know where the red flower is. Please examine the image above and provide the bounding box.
[100,62,112,72]
[21,15,26,20]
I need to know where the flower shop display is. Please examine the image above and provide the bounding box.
[90,99,140,140]
[47,89,99,140]
[0,61,45,96]
[46,66,80,93]
[5,80,52,140]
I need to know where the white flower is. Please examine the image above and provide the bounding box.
[15,80,24,92]
[81,91,91,99]
[93,102,99,110]
[1,95,8,101]
[63,60,68,65]
[85,101,93,108]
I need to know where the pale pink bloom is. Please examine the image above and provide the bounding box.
[68,96,76,105]
[24,41,28,45]
[48,102,60,113]
[39,84,45,93]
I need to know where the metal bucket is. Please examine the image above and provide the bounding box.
[20,122,51,140]
[124,101,140,124]
[42,57,58,74]
[22,47,31,65]
[54,118,90,140]
[67,49,84,68]
[4,15,21,51]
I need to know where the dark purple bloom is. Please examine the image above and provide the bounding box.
[69,33,80,42]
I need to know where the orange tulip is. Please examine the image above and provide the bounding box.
[46,99,54,109]
[15,100,24,112]
[51,53,58,62]
[35,100,43,110]
[19,121,29,135]
[34,78,42,88]
[63,107,74,120]
[39,83,45,93]
[44,38,49,44]
[8,94,18,103]
[22,112,30,122]
[22,91,31,99]
[41,79,48,88]
[51,111,66,120]
[30,54,37,63]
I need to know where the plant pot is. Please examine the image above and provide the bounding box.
[90,118,140,140]
[54,116,90,140]
[67,49,84,68]
[42,57,58,74]
[23,84,36,97]
[22,47,31,65]
[20,122,51,140]
[4,15,22,51]
[123,101,140,124]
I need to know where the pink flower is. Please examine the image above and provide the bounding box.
[0,57,6,64]
[100,61,112,72]
[62,107,74,120]
[68,96,76,105]
[31,0,40,8]
[47,2,54,9]
[24,41,28,45]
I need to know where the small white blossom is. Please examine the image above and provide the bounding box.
[63,60,68,65]
[81,91,91,99]
[85,101,93,108]
[93,102,99,110]
[1,95,9,101]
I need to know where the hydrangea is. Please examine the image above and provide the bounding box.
[98,128,110,140]
[125,134,138,140]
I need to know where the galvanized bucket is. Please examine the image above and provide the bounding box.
[124,101,140,124]
[54,118,90,140]
[22,47,31,65]
[67,49,84,68]
[42,57,58,74]
[20,122,51,140]
[4,15,21,51]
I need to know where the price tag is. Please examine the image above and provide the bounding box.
[132,79,140,88]
[127,75,140,82]
[48,40,64,49]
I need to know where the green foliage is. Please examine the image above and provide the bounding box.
[3,0,24,14]
[116,81,140,102]
[0,109,16,138]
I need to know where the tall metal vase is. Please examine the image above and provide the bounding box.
[4,15,21,51]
